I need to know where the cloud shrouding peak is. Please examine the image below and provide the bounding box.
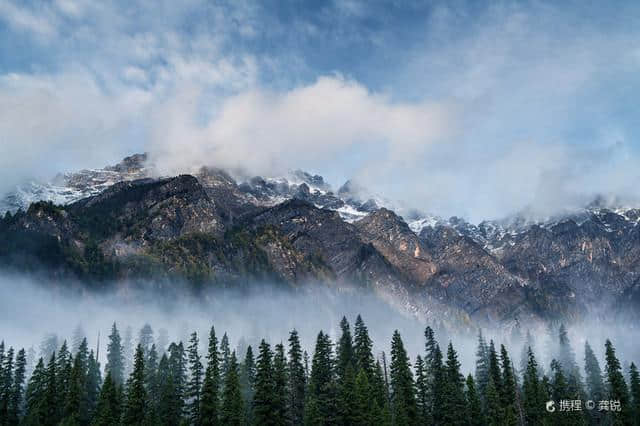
[1,0,640,222]
[147,76,453,179]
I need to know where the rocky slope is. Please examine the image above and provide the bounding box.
[2,154,640,325]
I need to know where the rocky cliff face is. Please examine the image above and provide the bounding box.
[2,155,640,325]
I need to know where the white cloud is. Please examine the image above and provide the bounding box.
[147,76,453,178]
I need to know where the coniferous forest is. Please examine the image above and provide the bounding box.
[0,316,639,426]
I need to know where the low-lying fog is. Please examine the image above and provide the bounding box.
[1,272,639,379]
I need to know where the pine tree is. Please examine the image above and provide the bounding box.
[273,343,288,425]
[354,315,375,379]
[106,323,124,387]
[430,344,446,424]
[0,346,14,422]
[336,317,356,425]
[240,345,256,425]
[353,369,373,426]
[93,371,121,426]
[500,344,518,426]
[475,329,490,401]
[520,330,536,376]
[220,333,231,384]
[424,325,439,424]
[138,325,154,356]
[24,358,46,425]
[522,347,542,426]
[485,375,502,426]
[253,339,274,425]
[441,342,467,425]
[43,353,59,425]
[305,331,336,426]
[143,344,159,425]
[62,337,89,424]
[200,327,221,426]
[630,363,640,426]
[158,354,180,426]
[605,339,631,426]
[122,344,147,425]
[414,355,428,424]
[389,330,416,426]
[558,324,583,396]
[220,352,243,426]
[371,360,389,418]
[8,348,26,425]
[86,350,102,421]
[56,341,73,417]
[187,332,204,425]
[466,374,485,426]
[487,340,502,400]
[584,341,605,425]
[551,359,584,426]
[168,342,187,421]
[287,330,305,425]
[123,327,134,379]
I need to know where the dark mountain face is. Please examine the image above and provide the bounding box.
[2,156,640,326]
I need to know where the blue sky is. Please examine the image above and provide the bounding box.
[1,0,640,221]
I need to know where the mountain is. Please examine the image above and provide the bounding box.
[2,154,640,326]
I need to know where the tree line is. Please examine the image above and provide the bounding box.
[1,317,640,425]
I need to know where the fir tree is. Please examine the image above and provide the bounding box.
[0,346,14,422]
[143,344,159,425]
[220,333,231,384]
[485,375,502,426]
[106,323,124,387]
[8,348,26,425]
[157,354,180,426]
[24,358,46,426]
[389,330,416,426]
[353,369,373,426]
[273,343,288,425]
[56,341,73,416]
[475,329,490,401]
[220,352,243,426]
[122,344,147,426]
[200,327,221,426]
[187,332,204,425]
[253,339,274,425]
[584,341,605,426]
[168,342,187,421]
[430,344,446,425]
[424,325,439,424]
[500,344,518,426]
[551,359,584,426]
[372,360,389,416]
[240,345,256,425]
[466,374,485,426]
[414,355,428,424]
[487,340,502,400]
[93,371,121,426]
[62,337,89,424]
[558,324,583,396]
[305,331,336,426]
[522,347,542,426]
[86,350,102,421]
[629,363,640,426]
[354,315,375,379]
[43,353,59,426]
[336,317,356,425]
[605,339,631,426]
[287,330,306,425]
[123,327,134,379]
[138,325,154,356]
[441,342,467,425]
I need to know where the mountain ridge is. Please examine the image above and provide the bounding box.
[2,154,640,326]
